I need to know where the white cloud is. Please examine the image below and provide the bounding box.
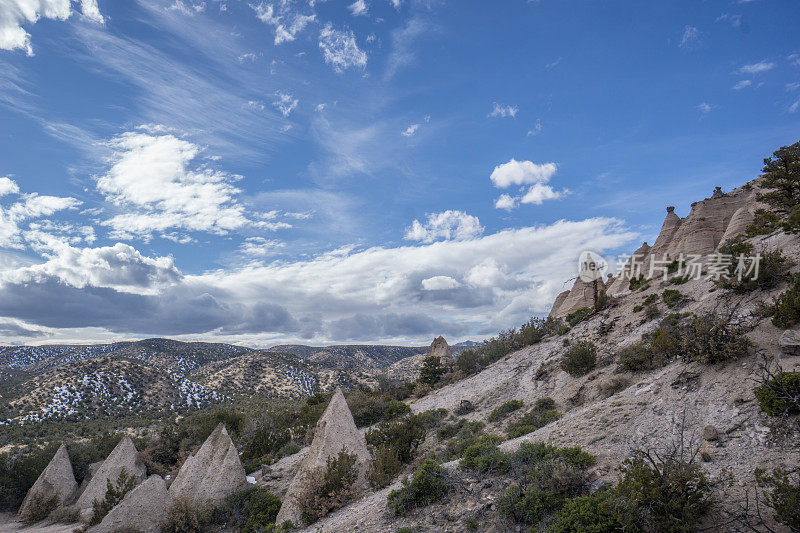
[790,99,799,113]
[388,0,401,8]
[95,130,269,239]
[348,0,368,16]
[789,54,800,67]
[405,210,484,243]
[520,182,564,205]
[401,124,420,137]
[527,119,542,136]
[0,178,81,249]
[319,23,367,73]
[238,52,256,62]
[716,13,741,28]
[490,159,557,188]
[384,17,427,79]
[167,1,206,15]
[679,25,700,49]
[739,60,775,75]
[494,194,517,211]
[421,275,460,291]
[488,103,518,118]
[697,102,714,114]
[250,2,316,45]
[0,0,103,55]
[272,91,298,116]
[732,80,752,90]
[787,82,800,91]
[239,237,285,257]
[464,258,506,288]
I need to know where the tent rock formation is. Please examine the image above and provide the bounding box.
[429,336,453,367]
[275,387,371,526]
[74,436,146,520]
[87,475,170,533]
[18,444,77,522]
[168,422,248,508]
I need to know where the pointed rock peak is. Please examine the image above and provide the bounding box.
[18,443,78,521]
[75,435,146,513]
[87,475,170,533]
[666,206,675,213]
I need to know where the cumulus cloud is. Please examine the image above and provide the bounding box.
[0,178,81,248]
[421,275,461,291]
[272,91,298,116]
[488,103,518,118]
[494,194,517,211]
[0,0,103,55]
[319,23,367,73]
[738,60,775,75]
[401,124,420,137]
[250,2,316,45]
[348,0,368,16]
[490,159,557,188]
[405,210,484,243]
[520,182,564,205]
[95,129,272,240]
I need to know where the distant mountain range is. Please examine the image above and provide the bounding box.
[0,339,433,426]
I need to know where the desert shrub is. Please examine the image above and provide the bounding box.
[566,307,592,327]
[487,399,524,422]
[646,314,683,360]
[616,342,656,372]
[162,498,212,533]
[550,491,627,533]
[464,517,479,530]
[557,326,571,335]
[661,289,681,308]
[414,408,448,429]
[460,441,510,474]
[715,238,790,292]
[615,452,712,533]
[19,492,58,524]
[772,274,800,328]
[384,400,412,420]
[241,420,291,466]
[597,376,631,398]
[48,505,81,523]
[746,208,781,236]
[418,356,446,386]
[755,468,800,530]
[437,419,502,461]
[346,390,389,427]
[670,274,691,285]
[387,460,449,515]
[366,415,426,464]
[367,444,403,489]
[643,294,657,305]
[296,449,359,525]
[644,303,660,319]
[0,443,59,512]
[633,304,643,312]
[497,443,596,527]
[560,341,597,377]
[754,371,800,416]
[681,316,751,364]
[506,398,561,439]
[217,487,281,532]
[629,275,648,291]
[89,468,138,526]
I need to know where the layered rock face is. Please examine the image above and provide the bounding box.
[87,475,170,533]
[276,387,371,526]
[168,423,248,508]
[429,336,453,367]
[74,436,147,518]
[18,444,77,522]
[549,278,600,319]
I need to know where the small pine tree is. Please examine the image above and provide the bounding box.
[759,141,800,214]
[89,468,137,526]
[418,356,445,386]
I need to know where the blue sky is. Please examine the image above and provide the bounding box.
[0,0,798,346]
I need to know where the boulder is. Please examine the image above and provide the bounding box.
[779,329,800,356]
[74,436,146,520]
[87,475,170,533]
[18,444,77,522]
[702,425,719,441]
[429,336,453,367]
[276,387,371,526]
[168,423,247,508]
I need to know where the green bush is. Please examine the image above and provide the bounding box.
[644,303,661,319]
[366,415,426,464]
[459,441,510,474]
[560,341,597,377]
[670,274,691,285]
[296,449,359,525]
[0,443,59,512]
[629,275,648,291]
[162,498,212,533]
[387,460,449,515]
[616,342,656,372]
[89,469,138,526]
[437,419,501,461]
[746,208,781,236]
[557,326,571,335]
[643,294,657,305]
[418,356,446,386]
[367,444,403,489]
[506,398,561,439]
[772,274,800,328]
[681,316,751,364]
[632,305,643,313]
[661,289,681,308]
[754,372,800,416]
[715,238,790,293]
[755,468,800,530]
[550,491,626,533]
[566,307,592,327]
[18,492,58,524]
[615,453,712,533]
[217,487,281,532]
[487,399,524,422]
